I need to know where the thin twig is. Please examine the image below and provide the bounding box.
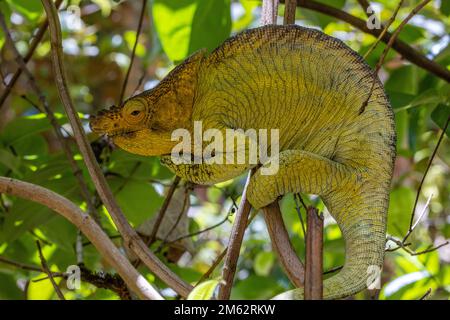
[196,249,227,286]
[419,288,432,300]
[167,206,232,244]
[386,236,449,256]
[41,0,192,297]
[405,116,449,243]
[218,170,254,299]
[0,11,100,223]
[360,0,432,115]
[156,186,191,252]
[0,0,63,110]
[0,256,63,276]
[36,240,66,300]
[356,0,371,17]
[148,176,181,246]
[363,0,404,60]
[304,207,323,300]
[375,0,432,74]
[195,209,259,286]
[294,193,307,237]
[118,0,147,105]
[323,265,343,275]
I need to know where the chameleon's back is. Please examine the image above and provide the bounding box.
[192,25,396,299]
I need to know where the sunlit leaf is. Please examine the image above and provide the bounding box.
[187,279,219,300]
[152,0,231,62]
[254,251,275,276]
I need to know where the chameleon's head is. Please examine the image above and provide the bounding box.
[89,96,179,156]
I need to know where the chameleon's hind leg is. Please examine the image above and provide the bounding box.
[247,149,387,299]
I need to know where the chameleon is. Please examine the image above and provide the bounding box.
[90,25,396,299]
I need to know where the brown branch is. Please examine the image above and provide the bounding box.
[218,171,254,300]
[375,0,432,74]
[386,235,449,256]
[0,256,64,276]
[283,0,297,25]
[282,0,450,82]
[0,177,162,300]
[167,206,232,244]
[294,193,307,237]
[195,209,259,286]
[261,0,279,25]
[0,0,63,110]
[118,0,147,105]
[263,202,304,287]
[148,176,181,246]
[0,11,99,223]
[36,240,66,300]
[405,115,449,243]
[1,256,132,299]
[304,207,323,300]
[40,0,192,298]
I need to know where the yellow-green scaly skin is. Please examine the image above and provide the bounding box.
[90,25,396,299]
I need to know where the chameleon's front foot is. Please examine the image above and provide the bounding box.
[160,154,252,185]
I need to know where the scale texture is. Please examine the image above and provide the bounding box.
[90,25,396,299]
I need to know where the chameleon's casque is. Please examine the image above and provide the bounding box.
[90,25,396,299]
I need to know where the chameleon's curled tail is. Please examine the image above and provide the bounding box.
[273,185,388,300]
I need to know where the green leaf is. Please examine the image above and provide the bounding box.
[187,279,219,300]
[39,216,78,253]
[254,251,275,276]
[1,114,67,146]
[0,148,23,177]
[27,273,58,300]
[441,0,450,16]
[301,0,345,29]
[431,104,450,137]
[6,0,43,21]
[110,178,163,226]
[152,0,231,62]
[385,65,421,95]
[0,273,23,299]
[397,25,425,44]
[231,275,284,299]
[0,157,81,243]
[233,0,258,32]
[387,187,415,237]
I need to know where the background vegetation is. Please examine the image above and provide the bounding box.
[0,0,449,300]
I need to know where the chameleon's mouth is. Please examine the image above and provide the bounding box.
[107,129,139,138]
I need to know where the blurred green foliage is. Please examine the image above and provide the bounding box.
[0,0,449,300]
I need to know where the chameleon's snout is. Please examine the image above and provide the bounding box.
[89,106,122,135]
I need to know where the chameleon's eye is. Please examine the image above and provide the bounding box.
[123,100,146,124]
